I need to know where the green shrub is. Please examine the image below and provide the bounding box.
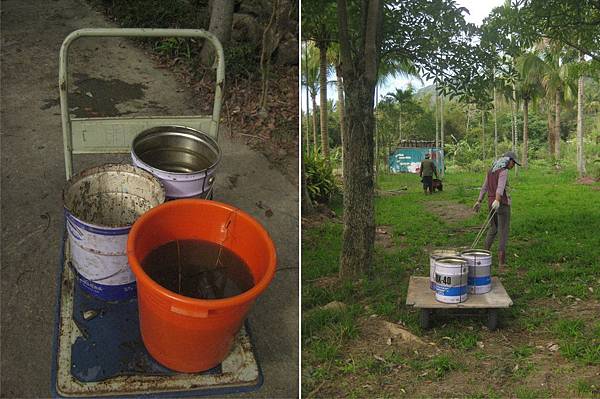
[305,155,339,204]
[588,159,600,179]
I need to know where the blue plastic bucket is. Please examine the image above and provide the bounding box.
[63,164,165,301]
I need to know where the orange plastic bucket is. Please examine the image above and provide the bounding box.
[127,199,276,372]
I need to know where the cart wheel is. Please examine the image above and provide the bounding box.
[420,309,432,330]
[487,309,498,331]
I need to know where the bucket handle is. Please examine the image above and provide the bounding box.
[170,305,210,318]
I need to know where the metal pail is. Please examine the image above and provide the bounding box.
[63,164,165,301]
[429,249,460,291]
[434,256,469,304]
[460,249,492,294]
[131,125,221,199]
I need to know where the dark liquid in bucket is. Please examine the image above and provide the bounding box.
[141,239,254,299]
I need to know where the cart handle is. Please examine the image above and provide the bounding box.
[59,28,225,179]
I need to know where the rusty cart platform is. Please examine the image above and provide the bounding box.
[51,238,262,398]
[406,276,513,331]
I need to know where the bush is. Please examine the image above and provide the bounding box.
[588,159,600,179]
[305,155,338,204]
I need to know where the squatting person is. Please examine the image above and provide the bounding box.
[419,153,438,195]
[472,151,521,270]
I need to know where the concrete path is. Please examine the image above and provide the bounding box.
[0,0,298,397]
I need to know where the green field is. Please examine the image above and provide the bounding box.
[302,162,600,398]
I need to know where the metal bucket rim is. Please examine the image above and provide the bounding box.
[434,256,468,265]
[131,125,222,176]
[63,163,166,229]
[460,249,491,257]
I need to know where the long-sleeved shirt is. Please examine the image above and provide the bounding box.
[420,159,438,177]
[478,168,511,206]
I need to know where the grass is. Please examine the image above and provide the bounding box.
[302,163,600,397]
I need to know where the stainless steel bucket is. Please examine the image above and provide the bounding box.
[131,126,221,199]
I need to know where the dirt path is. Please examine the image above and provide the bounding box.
[0,1,298,397]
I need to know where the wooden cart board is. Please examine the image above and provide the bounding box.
[406,276,513,330]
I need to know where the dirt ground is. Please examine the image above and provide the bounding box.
[310,298,600,398]
[0,0,298,397]
[426,200,475,224]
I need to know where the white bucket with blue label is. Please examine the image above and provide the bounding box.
[429,249,460,291]
[434,256,469,304]
[460,249,492,294]
[63,164,165,301]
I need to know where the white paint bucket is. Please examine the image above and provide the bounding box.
[434,256,469,304]
[63,164,165,301]
[429,249,460,291]
[131,126,221,199]
[460,249,492,294]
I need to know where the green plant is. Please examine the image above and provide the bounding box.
[305,154,339,203]
[429,355,459,378]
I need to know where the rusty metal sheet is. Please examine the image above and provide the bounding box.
[53,240,262,397]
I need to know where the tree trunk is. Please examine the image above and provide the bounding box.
[301,155,314,215]
[523,99,529,168]
[398,104,402,143]
[440,93,445,153]
[374,85,379,181]
[317,38,329,158]
[434,85,439,148]
[547,96,555,157]
[311,94,318,152]
[493,84,498,158]
[336,64,346,172]
[200,0,234,66]
[577,54,586,176]
[512,84,517,153]
[481,110,485,160]
[555,89,561,159]
[466,104,471,135]
[305,44,311,155]
[337,0,380,279]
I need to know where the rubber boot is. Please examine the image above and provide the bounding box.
[498,250,507,273]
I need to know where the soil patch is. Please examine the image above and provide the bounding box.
[307,298,600,398]
[426,200,474,224]
[576,176,599,185]
[301,204,339,229]
[375,225,406,252]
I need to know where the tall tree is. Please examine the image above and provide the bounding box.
[334,0,482,278]
[302,2,337,158]
[576,51,587,177]
[318,39,330,157]
[516,52,544,168]
[301,42,321,152]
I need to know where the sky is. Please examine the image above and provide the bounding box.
[301,0,505,112]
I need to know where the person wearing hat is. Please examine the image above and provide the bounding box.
[473,151,521,270]
[419,153,438,195]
